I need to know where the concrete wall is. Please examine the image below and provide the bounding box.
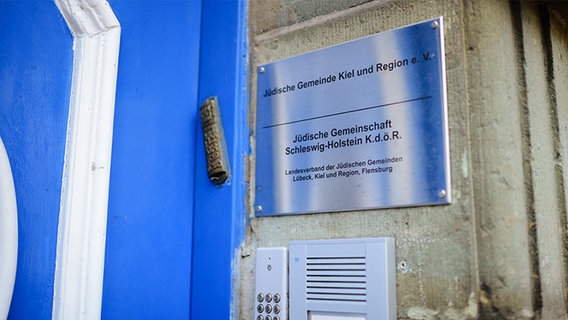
[242,1,568,319]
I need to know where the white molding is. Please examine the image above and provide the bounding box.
[56,0,119,37]
[53,0,120,318]
[0,137,18,320]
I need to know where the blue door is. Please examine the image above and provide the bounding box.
[1,0,246,318]
[100,1,202,318]
[102,0,247,318]
[0,2,73,318]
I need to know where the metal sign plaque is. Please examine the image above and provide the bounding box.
[255,17,450,216]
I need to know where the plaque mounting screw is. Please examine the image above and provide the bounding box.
[431,21,439,29]
[258,66,265,73]
[256,205,263,213]
[438,189,447,199]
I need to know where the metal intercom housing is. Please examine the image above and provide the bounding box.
[288,238,396,320]
[255,238,396,320]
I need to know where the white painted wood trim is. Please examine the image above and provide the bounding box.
[53,0,120,318]
[0,137,18,320]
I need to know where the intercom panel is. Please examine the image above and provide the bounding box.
[288,238,396,320]
[254,247,288,320]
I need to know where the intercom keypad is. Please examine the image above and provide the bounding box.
[254,248,288,320]
[256,291,282,320]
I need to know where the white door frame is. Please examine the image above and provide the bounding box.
[52,0,120,318]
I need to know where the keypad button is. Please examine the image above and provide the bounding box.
[257,293,264,302]
[265,316,272,320]
[265,304,272,314]
[257,304,264,313]
[274,317,280,320]
[265,293,272,303]
[273,305,280,314]
[256,316,264,320]
[273,293,281,303]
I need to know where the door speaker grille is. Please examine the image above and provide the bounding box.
[306,256,367,302]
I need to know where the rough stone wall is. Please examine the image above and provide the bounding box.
[241,1,568,319]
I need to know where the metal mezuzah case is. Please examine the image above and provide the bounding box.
[200,97,230,185]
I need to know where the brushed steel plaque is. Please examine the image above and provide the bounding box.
[255,17,450,216]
